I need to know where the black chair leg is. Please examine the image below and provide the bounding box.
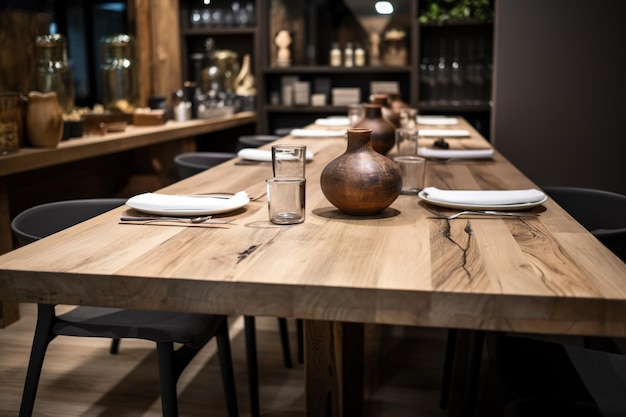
[244,316,260,417]
[296,319,304,364]
[156,342,179,417]
[109,338,120,354]
[19,304,56,417]
[215,319,239,417]
[278,318,293,368]
[440,328,458,409]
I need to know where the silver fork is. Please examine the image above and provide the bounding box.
[120,216,234,224]
[424,209,539,220]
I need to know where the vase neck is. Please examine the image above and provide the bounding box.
[346,128,372,151]
[363,104,383,120]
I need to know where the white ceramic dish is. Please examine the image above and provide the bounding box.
[126,192,250,216]
[419,129,470,138]
[418,191,547,211]
[290,129,347,138]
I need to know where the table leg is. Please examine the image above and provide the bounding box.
[304,320,364,417]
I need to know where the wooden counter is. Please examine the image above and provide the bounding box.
[0,111,256,327]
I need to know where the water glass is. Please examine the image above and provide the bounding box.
[393,156,426,194]
[266,177,306,224]
[272,144,306,177]
[347,103,362,126]
[395,128,419,156]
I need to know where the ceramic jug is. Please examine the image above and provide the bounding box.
[26,91,63,148]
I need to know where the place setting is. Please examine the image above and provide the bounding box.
[119,191,252,227]
[418,186,547,219]
[235,146,314,165]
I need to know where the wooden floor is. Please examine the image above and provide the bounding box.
[0,304,460,417]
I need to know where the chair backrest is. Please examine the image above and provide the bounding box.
[11,199,127,247]
[237,135,279,149]
[174,152,236,179]
[542,186,626,261]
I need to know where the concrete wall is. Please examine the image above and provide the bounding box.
[492,0,626,195]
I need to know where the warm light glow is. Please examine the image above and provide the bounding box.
[375,1,394,15]
[203,0,211,5]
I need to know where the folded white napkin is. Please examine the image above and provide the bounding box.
[417,116,458,126]
[127,191,249,212]
[418,147,494,160]
[419,129,470,137]
[314,117,350,126]
[290,129,347,137]
[237,148,314,162]
[422,187,546,205]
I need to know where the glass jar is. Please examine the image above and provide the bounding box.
[0,92,22,154]
[100,34,139,112]
[31,34,75,115]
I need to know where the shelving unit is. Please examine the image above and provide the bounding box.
[178,0,494,138]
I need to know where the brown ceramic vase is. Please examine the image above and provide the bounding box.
[388,92,410,113]
[26,91,63,148]
[320,128,402,216]
[370,93,400,127]
[354,103,396,154]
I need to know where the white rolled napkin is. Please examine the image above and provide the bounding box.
[418,147,494,160]
[417,116,458,125]
[290,129,347,137]
[422,187,546,205]
[314,117,350,126]
[418,129,470,137]
[237,148,314,162]
[127,191,249,212]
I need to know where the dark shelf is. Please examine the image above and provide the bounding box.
[182,27,256,36]
[265,105,348,114]
[419,102,491,113]
[264,66,413,75]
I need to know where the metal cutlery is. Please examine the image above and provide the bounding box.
[120,215,234,224]
[424,208,539,220]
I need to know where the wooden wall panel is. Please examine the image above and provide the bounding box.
[0,11,51,94]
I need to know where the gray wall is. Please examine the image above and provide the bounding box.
[492,0,626,195]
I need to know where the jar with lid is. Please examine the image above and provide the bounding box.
[31,34,75,115]
[100,34,139,112]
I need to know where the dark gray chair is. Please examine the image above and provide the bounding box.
[541,186,626,262]
[174,152,237,179]
[174,155,301,417]
[11,199,238,417]
[236,135,279,150]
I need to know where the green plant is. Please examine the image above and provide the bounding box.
[418,0,493,23]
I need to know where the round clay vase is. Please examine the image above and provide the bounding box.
[320,128,402,216]
[370,93,400,127]
[26,91,63,147]
[354,103,396,154]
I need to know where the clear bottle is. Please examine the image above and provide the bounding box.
[200,37,223,98]
[330,42,342,67]
[354,43,366,66]
[31,34,75,115]
[100,34,139,112]
[344,42,354,67]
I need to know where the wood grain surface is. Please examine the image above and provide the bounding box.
[0,118,625,339]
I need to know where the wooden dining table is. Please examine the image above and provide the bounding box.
[1,118,625,417]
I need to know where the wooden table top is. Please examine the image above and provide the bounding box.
[1,117,625,338]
